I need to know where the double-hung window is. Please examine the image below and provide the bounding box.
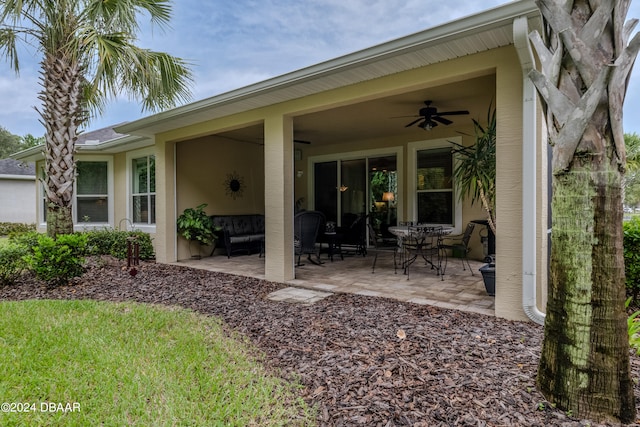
[76,161,109,223]
[408,138,462,231]
[127,149,156,227]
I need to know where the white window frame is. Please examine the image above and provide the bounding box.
[38,157,114,230]
[407,137,462,234]
[126,147,156,233]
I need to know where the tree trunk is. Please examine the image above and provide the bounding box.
[537,152,635,423]
[40,53,83,238]
[529,0,640,422]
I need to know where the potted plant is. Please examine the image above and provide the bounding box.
[452,104,496,295]
[176,203,220,259]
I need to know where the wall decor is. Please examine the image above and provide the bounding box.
[223,171,245,199]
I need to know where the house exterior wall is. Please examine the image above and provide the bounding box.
[149,45,546,321]
[300,129,490,261]
[495,55,527,321]
[174,135,265,260]
[0,177,36,223]
[113,152,128,229]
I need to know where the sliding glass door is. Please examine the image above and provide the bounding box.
[312,153,398,234]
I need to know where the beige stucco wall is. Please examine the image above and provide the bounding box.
[174,135,265,260]
[494,55,526,321]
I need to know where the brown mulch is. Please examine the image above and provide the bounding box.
[1,257,640,427]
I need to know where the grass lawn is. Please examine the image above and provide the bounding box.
[0,300,313,426]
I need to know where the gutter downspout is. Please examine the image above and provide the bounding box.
[513,16,545,325]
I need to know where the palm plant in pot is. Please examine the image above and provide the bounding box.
[176,203,220,259]
[452,104,496,295]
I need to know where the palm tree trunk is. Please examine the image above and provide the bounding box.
[529,0,640,421]
[537,152,635,422]
[40,53,83,238]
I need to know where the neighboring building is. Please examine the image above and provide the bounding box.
[0,158,36,223]
[14,0,548,322]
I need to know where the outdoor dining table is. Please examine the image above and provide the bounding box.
[388,225,453,280]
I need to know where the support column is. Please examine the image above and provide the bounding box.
[154,137,177,264]
[264,114,295,282]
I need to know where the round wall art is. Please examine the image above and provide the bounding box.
[223,171,245,200]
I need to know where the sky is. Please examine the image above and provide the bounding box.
[2,0,640,137]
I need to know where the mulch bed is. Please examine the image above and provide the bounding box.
[1,257,640,426]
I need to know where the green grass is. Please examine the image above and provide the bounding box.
[0,300,314,426]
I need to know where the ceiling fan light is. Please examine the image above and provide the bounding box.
[419,121,433,131]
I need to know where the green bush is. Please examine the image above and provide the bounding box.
[0,222,35,237]
[8,230,42,253]
[24,234,87,286]
[624,217,640,301]
[84,229,154,260]
[627,298,640,355]
[0,243,28,285]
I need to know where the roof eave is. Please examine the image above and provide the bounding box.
[116,0,539,136]
[10,135,151,161]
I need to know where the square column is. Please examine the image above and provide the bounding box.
[264,114,295,282]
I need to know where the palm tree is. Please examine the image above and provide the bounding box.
[0,0,192,237]
[529,0,640,422]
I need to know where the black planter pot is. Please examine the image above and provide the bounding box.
[479,263,496,296]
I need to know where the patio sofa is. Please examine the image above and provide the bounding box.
[210,214,265,258]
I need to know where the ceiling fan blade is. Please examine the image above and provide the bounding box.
[405,118,423,127]
[432,116,453,125]
[294,139,311,144]
[438,110,469,116]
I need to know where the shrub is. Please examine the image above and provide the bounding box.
[84,229,154,260]
[9,230,42,253]
[24,234,87,286]
[627,298,640,355]
[624,217,640,301]
[0,222,36,236]
[0,243,28,285]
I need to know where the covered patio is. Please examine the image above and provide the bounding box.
[176,251,494,316]
[117,1,546,322]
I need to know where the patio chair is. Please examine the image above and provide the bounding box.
[337,213,368,256]
[294,210,324,266]
[367,222,400,274]
[439,222,475,275]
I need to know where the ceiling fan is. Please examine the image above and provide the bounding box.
[401,100,469,130]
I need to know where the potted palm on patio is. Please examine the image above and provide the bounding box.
[452,105,496,295]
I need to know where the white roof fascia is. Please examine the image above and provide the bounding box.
[11,145,44,162]
[11,135,152,161]
[117,0,539,136]
[0,174,35,181]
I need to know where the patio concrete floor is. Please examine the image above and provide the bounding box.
[176,250,495,316]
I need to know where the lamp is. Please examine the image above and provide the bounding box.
[382,192,395,202]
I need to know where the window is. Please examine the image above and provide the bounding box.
[131,155,156,224]
[37,158,113,227]
[416,148,453,224]
[76,161,109,223]
[408,138,462,232]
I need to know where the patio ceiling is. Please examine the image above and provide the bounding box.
[216,74,496,147]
